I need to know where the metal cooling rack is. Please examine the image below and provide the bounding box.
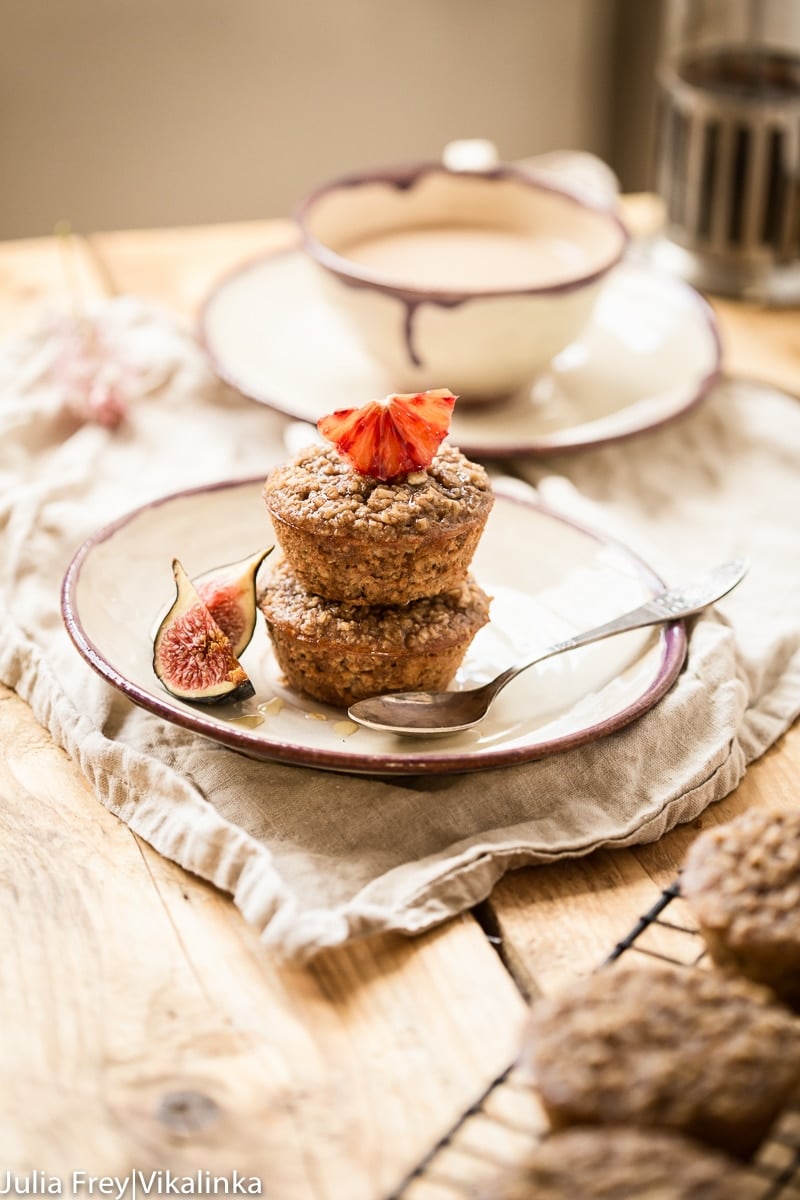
[388,879,800,1199]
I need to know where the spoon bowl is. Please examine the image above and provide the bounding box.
[347,559,749,736]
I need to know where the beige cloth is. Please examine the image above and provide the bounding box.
[1,298,798,958]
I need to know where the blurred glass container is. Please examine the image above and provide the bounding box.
[650,0,800,303]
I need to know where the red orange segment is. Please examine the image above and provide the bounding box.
[317,389,456,481]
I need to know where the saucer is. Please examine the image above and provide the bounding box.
[61,478,685,777]
[200,246,722,457]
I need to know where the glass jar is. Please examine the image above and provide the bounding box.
[651,0,800,303]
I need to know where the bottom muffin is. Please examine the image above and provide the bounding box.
[258,559,491,708]
[482,1126,762,1200]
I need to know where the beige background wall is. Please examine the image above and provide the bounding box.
[0,0,659,240]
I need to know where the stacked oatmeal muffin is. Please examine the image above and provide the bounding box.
[259,390,494,708]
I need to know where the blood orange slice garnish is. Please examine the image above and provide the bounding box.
[317,389,456,481]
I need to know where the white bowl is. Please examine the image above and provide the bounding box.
[296,162,629,401]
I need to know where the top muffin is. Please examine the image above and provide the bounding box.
[263,442,494,605]
[681,808,800,1008]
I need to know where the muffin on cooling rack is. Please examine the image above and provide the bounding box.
[262,390,494,606]
[523,960,800,1160]
[482,1126,762,1200]
[258,559,491,708]
[681,808,800,1010]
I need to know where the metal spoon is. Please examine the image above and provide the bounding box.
[347,558,749,736]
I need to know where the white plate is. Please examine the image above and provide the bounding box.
[61,479,686,776]
[200,247,722,457]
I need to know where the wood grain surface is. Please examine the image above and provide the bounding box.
[0,683,527,1197]
[0,204,798,1198]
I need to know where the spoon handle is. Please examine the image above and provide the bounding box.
[492,558,749,693]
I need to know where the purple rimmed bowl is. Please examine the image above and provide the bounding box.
[295,161,629,401]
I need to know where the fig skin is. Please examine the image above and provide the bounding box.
[193,546,273,657]
[153,558,255,704]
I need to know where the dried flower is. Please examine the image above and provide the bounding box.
[48,221,168,428]
[53,315,132,428]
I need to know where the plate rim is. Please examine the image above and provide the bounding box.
[198,243,723,458]
[61,477,687,776]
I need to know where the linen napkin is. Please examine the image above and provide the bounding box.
[1,298,798,958]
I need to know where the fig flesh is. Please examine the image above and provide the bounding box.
[153,558,255,704]
[193,546,273,657]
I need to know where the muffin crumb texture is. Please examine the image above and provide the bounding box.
[681,808,800,1008]
[481,1126,763,1200]
[264,442,492,535]
[524,961,800,1160]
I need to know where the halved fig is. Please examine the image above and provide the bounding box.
[192,546,273,657]
[153,558,255,704]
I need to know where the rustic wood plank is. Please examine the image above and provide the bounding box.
[0,683,528,1198]
[484,847,673,999]
[392,1068,548,1199]
[486,723,800,997]
[712,298,800,400]
[0,232,109,335]
[88,221,296,316]
[402,1183,465,1200]
[0,223,293,340]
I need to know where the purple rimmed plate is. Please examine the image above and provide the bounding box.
[199,248,721,457]
[61,478,685,776]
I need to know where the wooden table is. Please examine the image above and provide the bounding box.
[2,205,799,1199]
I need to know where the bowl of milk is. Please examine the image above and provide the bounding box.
[295,159,628,402]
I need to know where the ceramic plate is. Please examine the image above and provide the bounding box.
[62,479,686,776]
[200,247,721,457]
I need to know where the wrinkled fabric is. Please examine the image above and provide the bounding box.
[1,299,798,958]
